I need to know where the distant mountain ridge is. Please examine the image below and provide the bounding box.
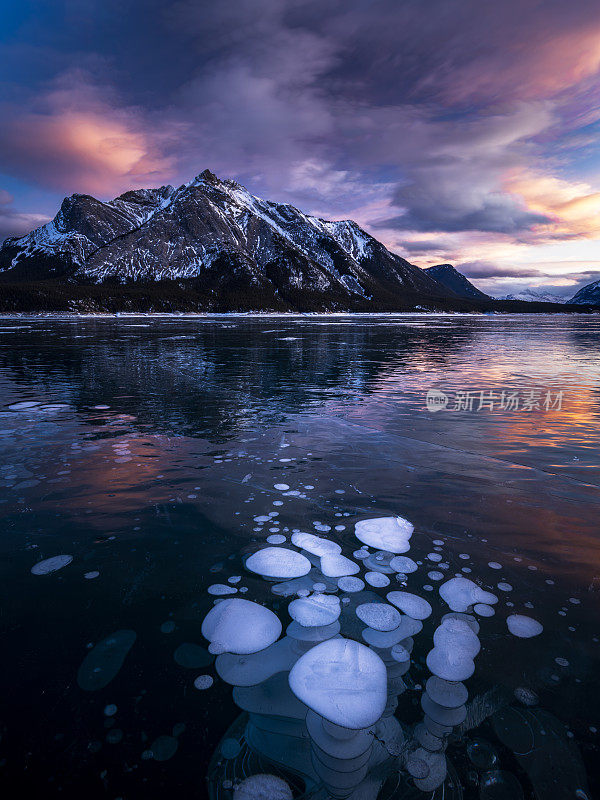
[501,289,566,303]
[0,169,462,311]
[423,263,490,300]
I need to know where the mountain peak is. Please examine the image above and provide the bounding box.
[423,263,490,300]
[196,168,220,184]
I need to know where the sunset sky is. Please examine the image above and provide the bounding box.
[2,0,600,297]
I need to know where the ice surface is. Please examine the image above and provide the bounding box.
[245,547,311,579]
[362,616,422,647]
[291,531,341,557]
[386,591,432,620]
[506,614,543,638]
[319,554,360,578]
[202,598,282,654]
[439,576,498,612]
[288,637,387,728]
[288,593,341,627]
[233,774,293,800]
[354,516,414,553]
[31,554,73,575]
[389,555,418,573]
[355,603,401,631]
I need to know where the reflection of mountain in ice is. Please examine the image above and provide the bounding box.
[199,514,558,798]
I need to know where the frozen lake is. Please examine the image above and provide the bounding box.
[0,313,598,799]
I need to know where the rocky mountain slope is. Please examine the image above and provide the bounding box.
[568,279,600,305]
[0,170,462,311]
[423,264,490,300]
[502,289,566,303]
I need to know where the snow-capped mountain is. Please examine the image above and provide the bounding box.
[500,289,565,303]
[567,279,600,305]
[423,264,490,300]
[0,170,457,311]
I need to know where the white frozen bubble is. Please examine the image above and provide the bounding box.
[233,774,293,800]
[291,531,341,557]
[320,553,360,578]
[31,554,73,575]
[425,676,468,709]
[104,704,118,716]
[245,547,311,579]
[387,591,432,620]
[427,553,442,563]
[202,598,282,655]
[497,582,513,592]
[390,644,411,663]
[84,571,100,580]
[555,657,569,667]
[488,562,502,570]
[8,401,40,411]
[193,675,214,690]
[426,619,478,682]
[364,571,390,588]
[266,534,286,544]
[274,484,290,491]
[288,637,387,729]
[428,571,444,581]
[353,548,370,560]
[208,584,238,596]
[474,603,495,617]
[389,555,418,574]
[288,593,341,627]
[506,614,543,639]
[337,576,365,592]
[439,576,498,612]
[356,603,401,632]
[354,516,414,554]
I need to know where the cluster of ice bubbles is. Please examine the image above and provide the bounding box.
[202,515,544,799]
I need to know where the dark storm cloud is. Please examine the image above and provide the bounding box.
[1,0,600,250]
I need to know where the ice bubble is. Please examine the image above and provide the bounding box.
[389,555,418,573]
[288,593,341,627]
[320,554,360,577]
[426,619,478,682]
[356,603,401,632]
[104,704,118,716]
[245,547,311,579]
[233,774,293,800]
[289,638,387,729]
[31,554,73,575]
[387,591,432,620]
[425,676,468,708]
[514,687,539,706]
[390,644,410,663]
[354,516,414,554]
[266,534,286,544]
[353,548,370,559]
[428,571,444,581]
[555,657,569,667]
[439,577,498,612]
[364,571,390,587]
[208,583,238,596]
[497,582,512,592]
[8,401,40,410]
[488,562,502,570]
[84,571,100,580]
[274,484,290,491]
[193,675,214,690]
[427,553,442,562]
[362,616,422,647]
[202,599,282,654]
[291,531,341,557]
[474,603,495,617]
[337,577,365,592]
[77,630,137,691]
[506,614,543,639]
[150,734,178,761]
